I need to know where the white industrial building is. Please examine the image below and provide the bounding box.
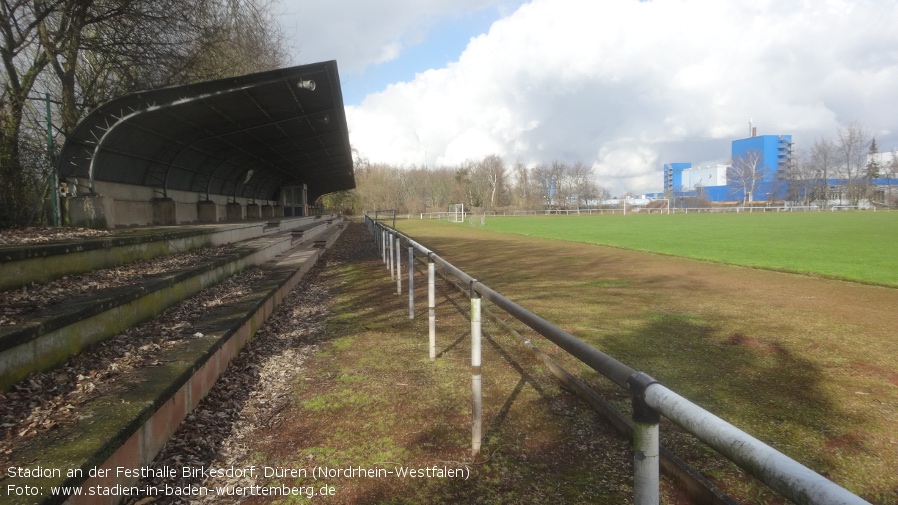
[679,165,728,192]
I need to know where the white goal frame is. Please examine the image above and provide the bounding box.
[449,203,465,223]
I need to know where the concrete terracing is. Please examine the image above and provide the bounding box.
[0,218,345,504]
[0,216,331,291]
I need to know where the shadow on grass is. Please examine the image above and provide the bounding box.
[243,225,885,503]
[388,229,889,502]
[258,230,641,504]
[481,330,551,447]
[586,310,872,502]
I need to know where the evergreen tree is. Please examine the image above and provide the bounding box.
[866,137,880,179]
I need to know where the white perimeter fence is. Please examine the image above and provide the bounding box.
[365,215,871,505]
[417,205,898,219]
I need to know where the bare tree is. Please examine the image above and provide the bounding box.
[728,149,766,204]
[794,148,823,206]
[834,121,871,204]
[530,163,554,208]
[1,0,288,226]
[506,159,548,210]
[36,0,288,137]
[509,159,529,209]
[0,0,65,225]
[569,161,594,209]
[475,154,506,210]
[343,156,609,216]
[543,160,578,208]
[353,163,405,212]
[188,0,288,81]
[810,137,837,205]
[448,160,472,207]
[591,182,610,205]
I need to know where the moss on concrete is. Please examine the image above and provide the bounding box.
[1,231,343,504]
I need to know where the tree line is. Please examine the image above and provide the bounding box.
[797,121,898,206]
[321,151,611,216]
[727,121,898,207]
[1,0,288,227]
[331,121,898,216]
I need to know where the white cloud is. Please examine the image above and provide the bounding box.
[345,0,898,196]
[280,0,507,73]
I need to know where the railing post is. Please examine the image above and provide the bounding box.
[408,244,414,318]
[389,232,395,279]
[428,255,436,362]
[471,282,482,457]
[628,372,660,505]
[395,235,402,295]
[381,229,387,265]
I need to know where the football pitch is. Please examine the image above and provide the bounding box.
[475,211,898,286]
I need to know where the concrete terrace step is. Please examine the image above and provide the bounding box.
[0,218,341,391]
[312,223,344,248]
[2,225,346,505]
[0,216,337,292]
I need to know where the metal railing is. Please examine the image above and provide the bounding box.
[364,215,871,505]
[416,206,896,219]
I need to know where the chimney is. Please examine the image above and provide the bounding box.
[752,127,757,138]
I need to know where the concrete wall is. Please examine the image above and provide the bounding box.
[67,196,116,229]
[68,181,284,228]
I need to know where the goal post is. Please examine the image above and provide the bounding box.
[449,203,465,223]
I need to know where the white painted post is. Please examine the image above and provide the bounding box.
[633,421,660,505]
[395,235,402,295]
[629,372,660,505]
[408,245,414,318]
[428,257,436,362]
[471,285,482,457]
[389,233,394,279]
[381,229,386,264]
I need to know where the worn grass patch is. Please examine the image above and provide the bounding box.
[244,236,702,504]
[392,218,898,504]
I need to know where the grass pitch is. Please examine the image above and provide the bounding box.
[394,214,898,504]
[475,211,898,286]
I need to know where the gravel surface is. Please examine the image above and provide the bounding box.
[0,226,116,245]
[0,220,353,461]
[0,265,268,464]
[121,222,374,504]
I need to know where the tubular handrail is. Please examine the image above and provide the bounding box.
[644,384,868,505]
[473,281,637,389]
[364,215,870,505]
[403,231,637,388]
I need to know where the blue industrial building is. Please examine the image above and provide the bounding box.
[657,133,898,208]
[663,134,793,203]
[731,134,793,183]
[663,162,690,194]
[729,134,793,202]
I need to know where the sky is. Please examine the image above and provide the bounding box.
[280,0,898,197]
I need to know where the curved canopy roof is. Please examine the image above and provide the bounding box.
[58,61,354,203]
